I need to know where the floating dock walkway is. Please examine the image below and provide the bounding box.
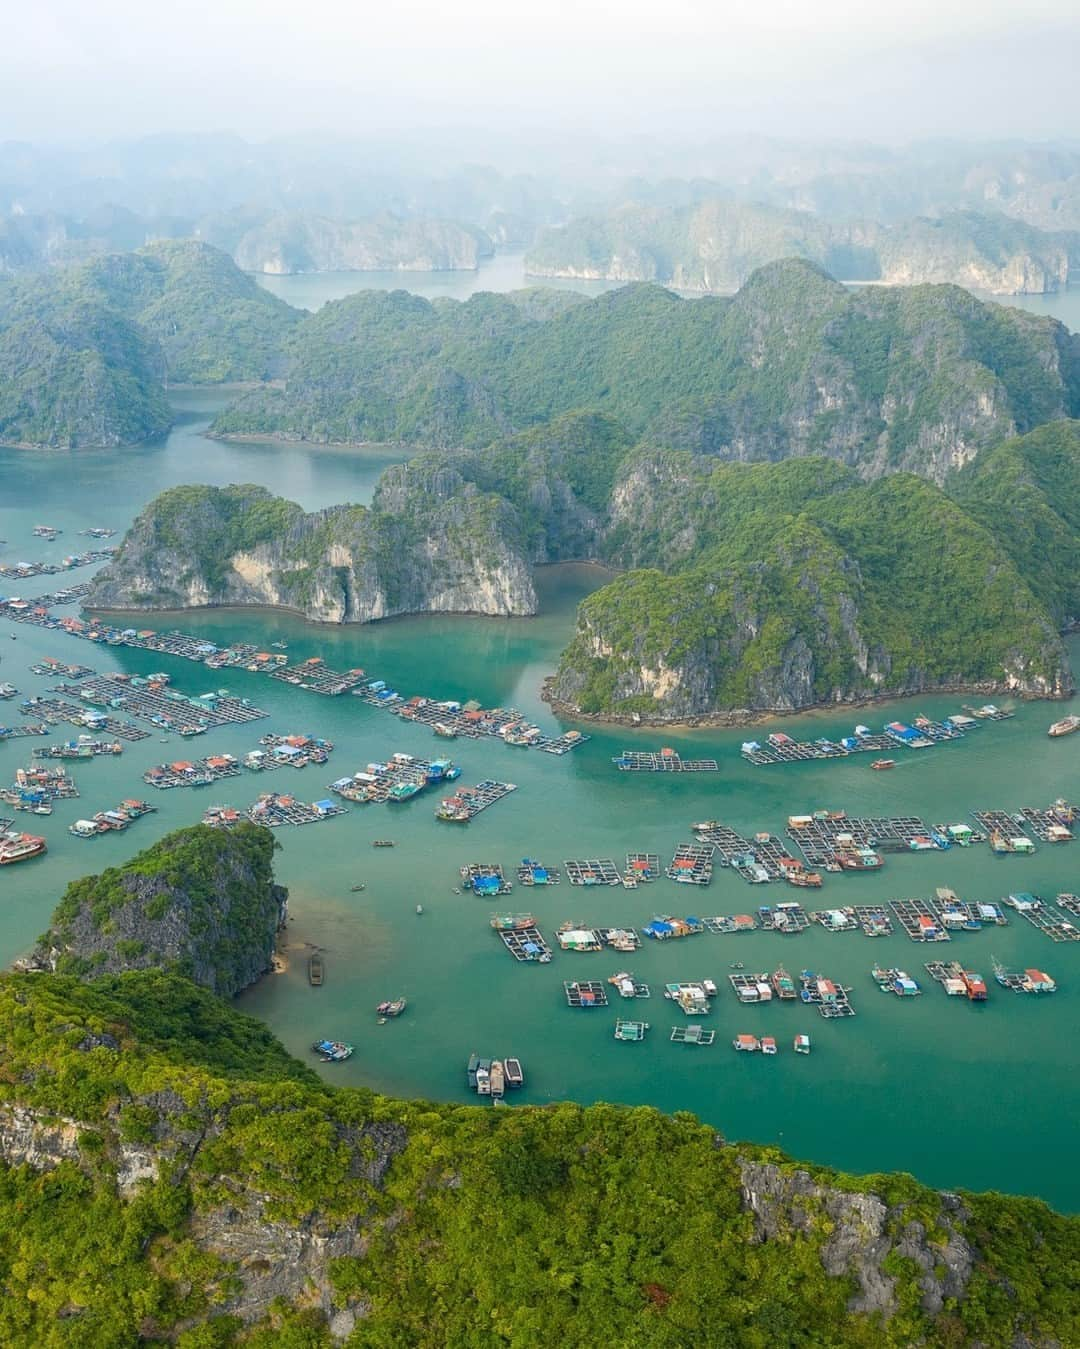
[693,821,798,883]
[143,754,242,789]
[21,696,147,741]
[496,926,552,963]
[435,781,517,823]
[666,843,714,885]
[741,713,979,766]
[564,858,621,887]
[670,1025,715,1045]
[757,901,810,933]
[564,981,608,1008]
[1004,893,1080,941]
[890,899,951,942]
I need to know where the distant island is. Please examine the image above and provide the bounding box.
[89,417,1079,719]
[0,825,1075,1345]
[525,202,1080,295]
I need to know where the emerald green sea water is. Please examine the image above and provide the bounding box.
[1,391,1078,1211]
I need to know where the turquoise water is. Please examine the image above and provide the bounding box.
[1,396,1078,1211]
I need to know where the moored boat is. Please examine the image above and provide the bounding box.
[311,1039,353,1062]
[1048,715,1080,738]
[308,953,324,986]
[0,830,47,864]
[488,1060,506,1098]
[794,1034,811,1054]
[504,1057,524,1088]
[376,998,407,1018]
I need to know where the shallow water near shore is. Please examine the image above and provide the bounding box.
[1,392,1079,1212]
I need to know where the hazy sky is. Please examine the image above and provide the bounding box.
[3,0,1079,145]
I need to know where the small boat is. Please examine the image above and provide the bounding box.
[871,759,896,770]
[488,1059,506,1098]
[761,1037,778,1056]
[372,840,394,848]
[376,998,407,1018]
[308,953,324,986]
[794,1034,811,1054]
[271,642,288,650]
[311,1039,353,1062]
[504,1057,524,1087]
[350,883,366,892]
[467,1052,480,1088]
[729,961,745,970]
[415,904,424,915]
[1048,715,1080,738]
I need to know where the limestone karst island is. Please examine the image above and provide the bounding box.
[1,7,1080,1345]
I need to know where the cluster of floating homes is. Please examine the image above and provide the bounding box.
[0,546,116,583]
[466,1054,525,1098]
[203,793,346,829]
[69,799,155,838]
[1,764,80,814]
[741,708,1012,766]
[330,752,459,805]
[0,600,587,762]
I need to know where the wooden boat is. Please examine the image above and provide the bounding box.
[376,998,407,1018]
[372,840,394,847]
[488,1059,505,1098]
[311,1039,353,1062]
[1048,715,1080,738]
[871,759,896,770]
[0,831,47,864]
[308,953,324,986]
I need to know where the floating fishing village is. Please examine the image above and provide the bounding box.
[0,519,1077,1162]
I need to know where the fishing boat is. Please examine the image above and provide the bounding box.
[871,759,896,770]
[308,953,324,986]
[467,1053,480,1088]
[794,1034,811,1054]
[311,1039,353,1062]
[376,998,407,1018]
[1048,715,1080,738]
[490,913,538,931]
[0,830,47,864]
[387,780,424,803]
[433,722,458,738]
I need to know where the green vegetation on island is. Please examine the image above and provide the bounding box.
[31,822,286,997]
[0,949,1077,1345]
[211,260,1080,484]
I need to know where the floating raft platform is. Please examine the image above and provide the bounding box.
[642,915,704,940]
[890,899,951,942]
[30,660,96,679]
[693,821,798,883]
[461,863,513,896]
[972,811,1038,853]
[0,548,115,581]
[564,858,621,887]
[625,852,660,881]
[435,780,517,823]
[1004,893,1080,941]
[498,926,552,962]
[810,907,861,933]
[21,696,147,741]
[4,766,79,801]
[851,906,894,937]
[992,958,1056,993]
[1018,801,1075,844]
[143,754,242,789]
[666,843,715,885]
[269,657,368,696]
[1057,893,1080,916]
[787,813,931,868]
[54,674,265,734]
[564,980,608,1008]
[33,737,121,759]
[664,980,717,1015]
[703,914,758,933]
[614,1019,650,1041]
[331,752,451,805]
[0,723,50,742]
[516,858,560,886]
[670,1025,715,1045]
[757,901,809,934]
[609,972,650,998]
[741,713,978,766]
[597,926,641,952]
[799,971,855,1017]
[872,967,922,995]
[613,749,719,772]
[924,961,988,998]
[246,793,347,827]
[729,973,773,1003]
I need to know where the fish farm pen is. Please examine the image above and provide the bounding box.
[27,582,94,608]
[516,859,560,886]
[757,902,810,933]
[890,898,952,942]
[33,738,122,759]
[142,755,243,789]
[969,802,1075,845]
[786,813,933,866]
[612,750,720,772]
[1004,894,1080,941]
[626,853,661,881]
[564,858,621,887]
[269,659,369,696]
[670,1026,715,1045]
[22,697,148,741]
[0,549,116,581]
[52,674,266,733]
[330,753,454,805]
[4,766,79,801]
[614,1019,650,1042]
[596,927,641,952]
[609,973,651,998]
[0,724,49,742]
[496,926,552,962]
[28,661,96,679]
[741,713,985,766]
[203,794,347,829]
[799,973,856,1018]
[435,780,517,823]
[850,906,894,936]
[564,981,609,1008]
[461,863,513,896]
[693,821,798,882]
[703,915,758,934]
[809,907,861,933]
[666,843,715,885]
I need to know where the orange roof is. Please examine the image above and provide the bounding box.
[170,761,193,772]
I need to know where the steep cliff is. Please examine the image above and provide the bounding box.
[87,478,537,622]
[27,823,285,996]
[211,262,1080,483]
[0,969,1073,1346]
[550,454,1073,718]
[526,200,1080,295]
[231,210,494,274]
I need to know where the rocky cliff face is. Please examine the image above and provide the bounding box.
[231,212,494,275]
[27,823,286,997]
[87,478,537,622]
